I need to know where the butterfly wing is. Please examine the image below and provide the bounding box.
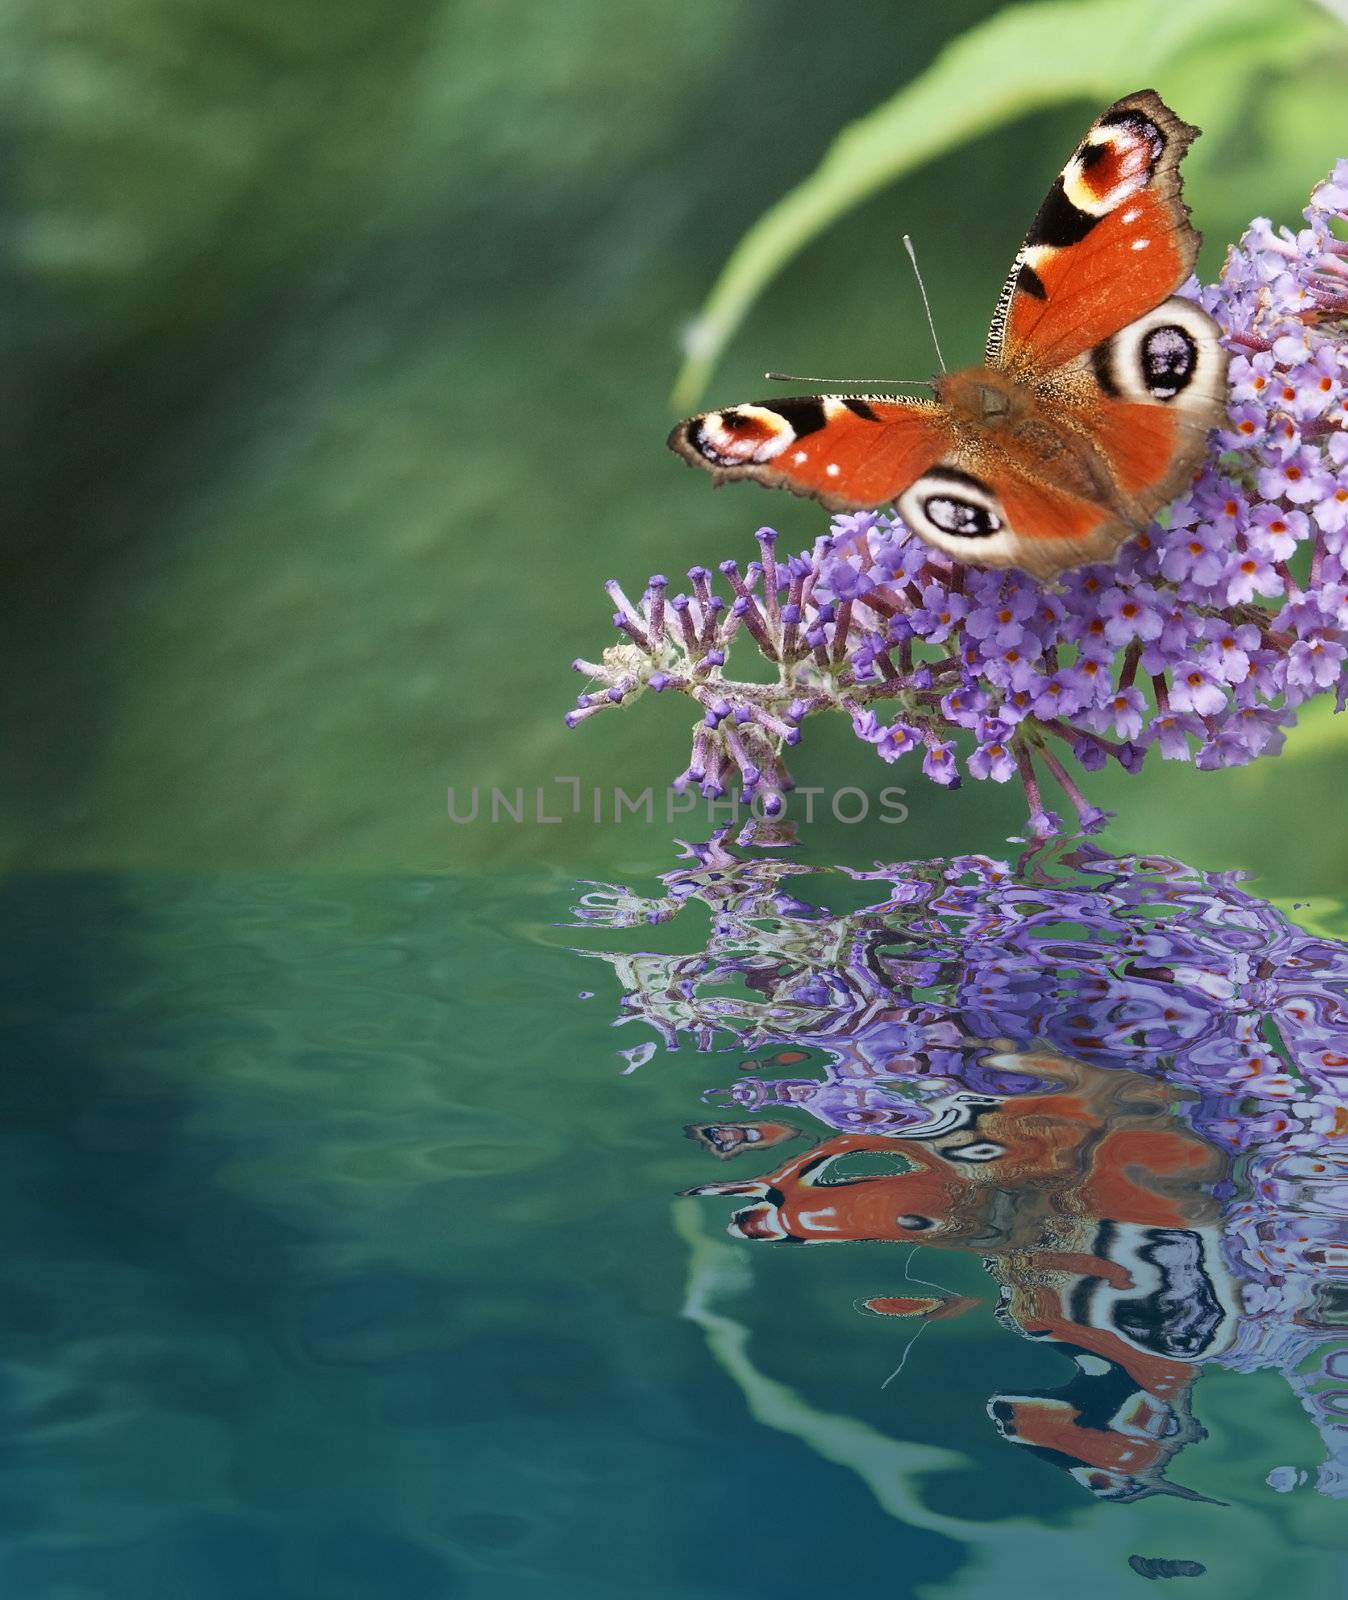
[986,90,1203,374]
[668,394,950,511]
[893,458,1132,581]
[895,297,1228,580]
[1069,294,1228,513]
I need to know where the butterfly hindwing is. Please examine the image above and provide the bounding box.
[987,90,1203,374]
[668,394,950,511]
[1070,295,1228,515]
[894,461,1130,581]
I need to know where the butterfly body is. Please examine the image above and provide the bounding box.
[670,92,1229,580]
[930,363,1111,505]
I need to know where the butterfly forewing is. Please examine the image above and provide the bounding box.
[987,90,1203,374]
[668,393,949,510]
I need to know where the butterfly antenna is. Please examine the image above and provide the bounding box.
[903,234,947,373]
[879,1245,934,1391]
[764,371,930,388]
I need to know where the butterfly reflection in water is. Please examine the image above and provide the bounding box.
[574,838,1348,1505]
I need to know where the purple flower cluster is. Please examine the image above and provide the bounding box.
[568,167,1348,832]
[573,838,1348,1492]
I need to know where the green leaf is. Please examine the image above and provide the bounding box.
[671,0,1337,410]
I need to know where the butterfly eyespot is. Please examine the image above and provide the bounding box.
[923,495,1002,537]
[691,403,801,466]
[944,1140,1006,1163]
[1140,323,1197,398]
[897,1214,934,1231]
[1089,296,1219,415]
[1057,111,1165,225]
[897,466,1009,553]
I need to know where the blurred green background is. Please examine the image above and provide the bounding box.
[4,0,1347,887]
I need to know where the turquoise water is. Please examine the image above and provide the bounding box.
[1,854,1344,1599]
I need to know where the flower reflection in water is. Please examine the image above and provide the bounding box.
[574,837,1347,1504]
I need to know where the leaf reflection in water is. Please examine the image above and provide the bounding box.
[573,835,1347,1505]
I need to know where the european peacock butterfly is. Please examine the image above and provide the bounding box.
[669,91,1228,580]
